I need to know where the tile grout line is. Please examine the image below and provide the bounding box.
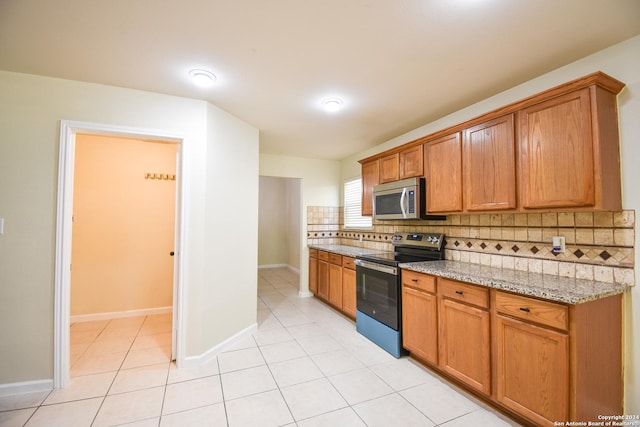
[260,272,373,426]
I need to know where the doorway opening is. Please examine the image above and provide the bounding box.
[54,121,185,388]
[257,176,302,275]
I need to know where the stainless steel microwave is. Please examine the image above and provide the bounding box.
[372,177,445,220]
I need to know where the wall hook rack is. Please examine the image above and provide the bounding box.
[144,173,176,181]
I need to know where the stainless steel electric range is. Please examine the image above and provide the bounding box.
[354,232,445,358]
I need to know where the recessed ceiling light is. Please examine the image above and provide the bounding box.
[189,69,216,87]
[321,98,344,113]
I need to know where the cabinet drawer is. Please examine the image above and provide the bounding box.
[438,278,489,309]
[329,253,342,265]
[309,248,318,258]
[495,292,568,331]
[318,251,329,262]
[342,256,356,270]
[402,270,436,294]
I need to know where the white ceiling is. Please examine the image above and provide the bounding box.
[1,0,639,160]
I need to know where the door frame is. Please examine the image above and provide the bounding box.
[53,120,186,388]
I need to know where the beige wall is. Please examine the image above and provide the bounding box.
[286,178,301,270]
[339,35,640,414]
[0,71,259,385]
[259,154,341,291]
[258,176,289,266]
[71,134,176,316]
[258,176,301,269]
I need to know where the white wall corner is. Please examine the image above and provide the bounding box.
[179,323,257,369]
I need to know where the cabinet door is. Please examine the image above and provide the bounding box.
[380,153,399,183]
[425,133,463,213]
[399,145,423,179]
[519,88,595,208]
[317,260,329,301]
[328,263,343,308]
[494,314,568,426]
[309,254,318,294]
[361,160,379,216]
[342,267,356,317]
[402,286,438,365]
[438,298,490,395]
[463,114,516,211]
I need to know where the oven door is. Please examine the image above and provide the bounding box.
[355,260,400,330]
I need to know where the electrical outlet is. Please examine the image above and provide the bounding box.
[552,236,565,253]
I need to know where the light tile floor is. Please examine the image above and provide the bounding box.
[0,268,522,426]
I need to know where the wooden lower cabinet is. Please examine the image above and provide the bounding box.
[328,253,343,308]
[310,250,357,318]
[494,313,568,426]
[342,257,356,318]
[308,249,318,294]
[438,292,491,395]
[399,270,623,427]
[402,286,438,365]
[317,252,329,301]
[328,263,343,308]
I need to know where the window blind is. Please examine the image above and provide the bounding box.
[344,177,372,229]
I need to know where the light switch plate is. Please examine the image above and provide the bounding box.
[0,218,4,235]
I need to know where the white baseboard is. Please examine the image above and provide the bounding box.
[258,264,301,275]
[287,265,301,275]
[258,263,288,269]
[180,323,258,369]
[0,379,53,397]
[298,291,314,298]
[70,306,172,323]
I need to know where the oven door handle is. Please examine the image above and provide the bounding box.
[400,187,408,218]
[355,259,398,276]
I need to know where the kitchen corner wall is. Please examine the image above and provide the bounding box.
[307,207,635,286]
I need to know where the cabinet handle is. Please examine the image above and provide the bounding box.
[519,307,531,313]
[412,279,418,282]
[455,291,464,295]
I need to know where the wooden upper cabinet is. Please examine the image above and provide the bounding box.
[359,72,624,214]
[399,145,423,179]
[518,84,622,211]
[361,159,379,216]
[463,114,516,211]
[380,153,399,183]
[425,133,463,213]
[519,89,594,209]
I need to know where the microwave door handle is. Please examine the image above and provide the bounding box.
[400,188,408,218]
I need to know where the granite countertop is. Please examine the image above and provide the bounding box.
[400,260,629,305]
[308,244,388,258]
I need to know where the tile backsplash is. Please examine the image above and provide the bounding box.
[307,207,635,286]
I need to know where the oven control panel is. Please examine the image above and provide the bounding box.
[392,232,444,249]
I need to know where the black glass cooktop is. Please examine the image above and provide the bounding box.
[357,232,445,267]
